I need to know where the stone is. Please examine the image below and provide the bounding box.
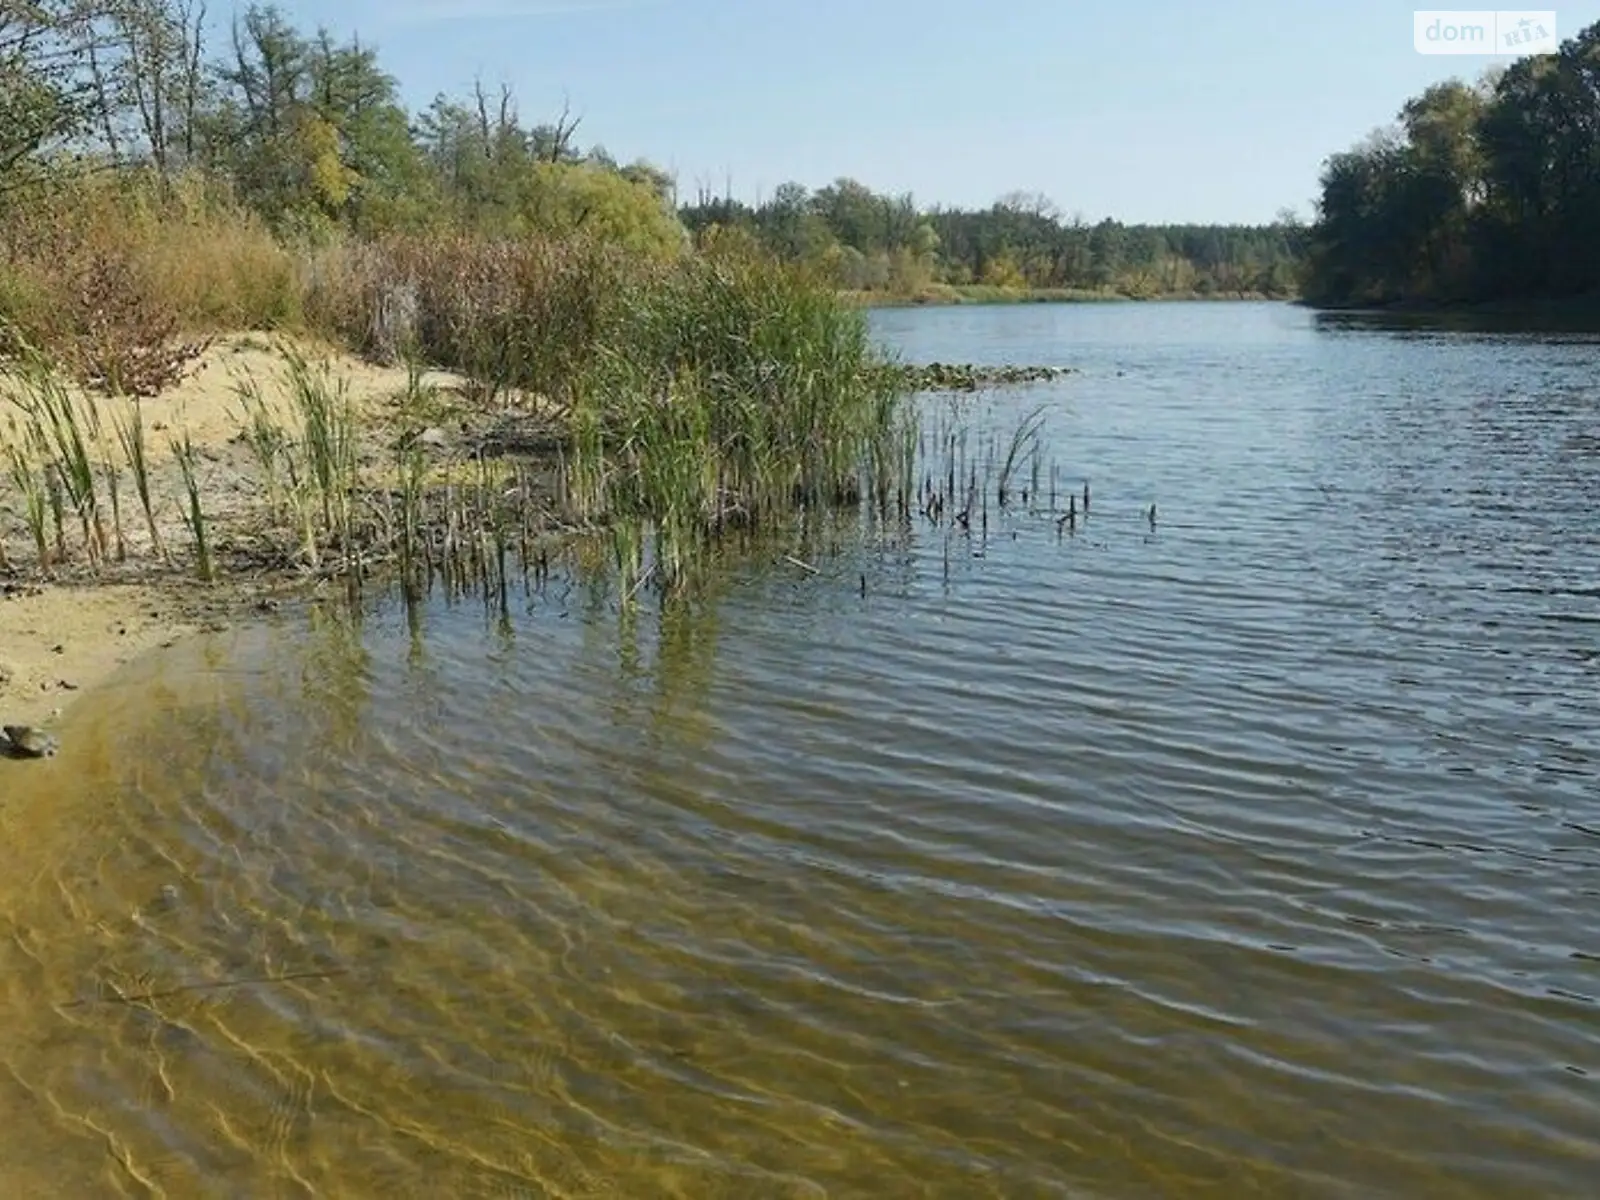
[2,725,58,759]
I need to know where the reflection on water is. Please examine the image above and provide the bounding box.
[1312,305,1600,338]
[3,301,1600,1197]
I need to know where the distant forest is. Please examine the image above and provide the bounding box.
[680,186,1307,300]
[1303,18,1600,307]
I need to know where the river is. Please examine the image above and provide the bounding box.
[2,300,1598,1197]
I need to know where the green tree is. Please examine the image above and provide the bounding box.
[518,161,685,257]
[1,1,97,183]
[1304,18,1600,306]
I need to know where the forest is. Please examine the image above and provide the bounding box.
[1302,18,1600,307]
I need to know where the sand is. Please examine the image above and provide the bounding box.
[0,582,202,727]
[0,332,476,734]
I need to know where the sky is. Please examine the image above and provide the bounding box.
[253,0,1600,224]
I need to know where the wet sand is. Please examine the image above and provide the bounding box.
[0,583,200,729]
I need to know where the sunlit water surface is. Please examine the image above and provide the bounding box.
[3,302,1600,1197]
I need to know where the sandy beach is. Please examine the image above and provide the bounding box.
[0,333,476,734]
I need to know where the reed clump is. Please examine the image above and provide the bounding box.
[223,348,367,573]
[302,234,631,406]
[565,244,907,584]
[1,350,113,568]
[299,234,913,593]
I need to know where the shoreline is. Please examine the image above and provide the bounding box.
[849,287,1293,309]
[0,327,1043,741]
[0,344,1070,740]
[1295,293,1600,325]
[0,333,488,738]
[0,580,247,731]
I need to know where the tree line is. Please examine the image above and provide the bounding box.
[1303,18,1600,307]
[680,184,1306,298]
[2,2,1312,299]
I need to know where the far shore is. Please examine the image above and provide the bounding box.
[847,285,1293,309]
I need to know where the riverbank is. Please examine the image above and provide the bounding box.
[848,285,1292,308]
[0,583,209,729]
[0,334,493,731]
[0,329,1069,737]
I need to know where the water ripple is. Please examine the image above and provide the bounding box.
[3,303,1600,1196]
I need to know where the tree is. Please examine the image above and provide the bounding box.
[1478,24,1600,295]
[518,161,684,257]
[1,0,104,183]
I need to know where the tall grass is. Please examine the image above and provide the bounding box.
[304,234,630,406]
[564,248,907,581]
[298,235,910,590]
[3,171,910,595]
[1,355,112,567]
[232,371,288,521]
[112,399,163,559]
[1,169,296,394]
[283,349,358,541]
[4,418,49,565]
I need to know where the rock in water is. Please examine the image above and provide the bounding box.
[2,725,58,758]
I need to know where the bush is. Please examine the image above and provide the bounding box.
[0,168,297,391]
[304,233,635,404]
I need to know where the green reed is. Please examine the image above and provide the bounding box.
[3,422,48,565]
[45,463,65,561]
[169,431,213,582]
[566,250,908,588]
[111,397,163,559]
[997,405,1047,508]
[233,371,288,522]
[283,349,358,544]
[282,450,321,571]
[7,367,107,565]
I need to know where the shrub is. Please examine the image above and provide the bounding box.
[0,168,296,392]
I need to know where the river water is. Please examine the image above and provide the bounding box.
[2,301,1598,1197]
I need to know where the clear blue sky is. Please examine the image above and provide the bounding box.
[252,0,1600,224]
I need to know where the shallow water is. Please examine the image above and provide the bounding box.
[3,301,1600,1197]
